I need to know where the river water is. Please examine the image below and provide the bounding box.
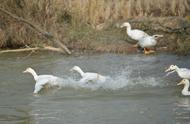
[0,53,190,124]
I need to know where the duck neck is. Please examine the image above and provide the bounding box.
[175,66,180,72]
[75,67,85,77]
[126,25,131,35]
[182,82,190,95]
[29,69,38,80]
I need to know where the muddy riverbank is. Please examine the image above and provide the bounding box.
[0,0,190,55]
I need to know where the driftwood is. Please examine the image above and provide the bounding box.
[0,7,71,55]
[0,46,64,54]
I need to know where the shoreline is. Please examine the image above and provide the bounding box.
[0,1,190,55]
[0,43,169,56]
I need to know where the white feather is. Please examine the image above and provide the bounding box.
[23,67,62,94]
[70,66,107,84]
[120,22,149,41]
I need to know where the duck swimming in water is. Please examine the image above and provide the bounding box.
[70,66,107,84]
[177,79,190,96]
[23,67,63,94]
[165,65,190,79]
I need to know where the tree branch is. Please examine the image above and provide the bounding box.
[0,46,64,54]
[0,7,71,55]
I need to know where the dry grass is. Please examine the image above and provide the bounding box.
[61,0,190,26]
[0,0,189,54]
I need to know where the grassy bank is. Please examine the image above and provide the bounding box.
[0,0,190,54]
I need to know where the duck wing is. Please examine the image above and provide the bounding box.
[33,78,50,93]
[179,68,190,78]
[130,29,148,40]
[34,76,62,93]
[138,36,157,48]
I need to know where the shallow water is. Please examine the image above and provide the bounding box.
[0,52,190,124]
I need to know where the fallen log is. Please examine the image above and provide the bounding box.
[0,46,64,54]
[0,7,71,55]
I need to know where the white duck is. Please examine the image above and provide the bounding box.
[120,22,149,47]
[177,79,190,96]
[138,34,163,54]
[23,67,62,94]
[165,65,190,79]
[70,66,107,84]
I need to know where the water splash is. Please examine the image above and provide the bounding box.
[57,67,163,91]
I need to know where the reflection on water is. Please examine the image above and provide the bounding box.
[0,53,190,124]
[175,97,190,123]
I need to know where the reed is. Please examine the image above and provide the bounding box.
[61,0,190,25]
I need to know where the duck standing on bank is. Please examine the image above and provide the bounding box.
[70,66,107,84]
[138,34,163,54]
[23,67,63,94]
[120,22,149,47]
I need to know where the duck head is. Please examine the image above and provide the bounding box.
[23,67,34,73]
[177,79,189,86]
[70,66,80,72]
[120,22,130,28]
[153,35,163,39]
[165,65,178,72]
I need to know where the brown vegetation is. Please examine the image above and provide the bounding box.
[0,0,190,54]
[61,0,190,26]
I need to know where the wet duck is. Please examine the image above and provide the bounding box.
[177,79,190,96]
[70,66,106,84]
[165,65,190,79]
[23,67,62,94]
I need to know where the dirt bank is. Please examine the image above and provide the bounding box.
[0,0,190,54]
